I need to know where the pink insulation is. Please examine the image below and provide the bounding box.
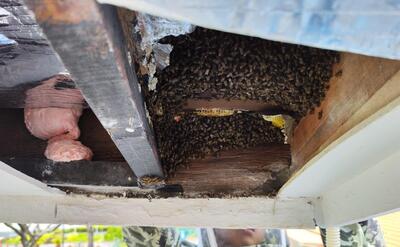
[24,107,82,140]
[45,136,93,162]
[24,75,93,162]
[25,74,85,108]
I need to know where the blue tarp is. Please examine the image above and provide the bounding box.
[0,34,16,47]
[99,0,400,60]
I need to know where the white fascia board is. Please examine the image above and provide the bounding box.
[279,98,400,198]
[0,161,63,196]
[0,195,315,228]
[315,149,400,227]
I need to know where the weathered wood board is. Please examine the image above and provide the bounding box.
[291,53,400,172]
[169,144,290,195]
[2,158,136,187]
[183,99,283,114]
[0,194,315,228]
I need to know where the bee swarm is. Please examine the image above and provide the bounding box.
[138,27,339,176]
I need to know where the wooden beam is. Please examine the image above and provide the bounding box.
[2,158,137,187]
[0,109,289,195]
[168,144,291,196]
[291,53,400,172]
[0,194,315,228]
[183,99,284,114]
[25,0,163,178]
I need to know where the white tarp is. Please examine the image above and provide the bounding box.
[98,0,400,60]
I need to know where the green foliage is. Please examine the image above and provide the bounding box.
[2,225,124,246]
[104,226,123,241]
[2,236,21,245]
[66,232,88,242]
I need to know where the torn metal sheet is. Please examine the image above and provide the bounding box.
[132,13,195,91]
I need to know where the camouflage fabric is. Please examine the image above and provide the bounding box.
[320,219,385,247]
[124,220,384,247]
[123,227,287,247]
[123,226,180,247]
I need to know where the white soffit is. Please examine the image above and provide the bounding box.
[0,161,62,196]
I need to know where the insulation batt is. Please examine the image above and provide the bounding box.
[24,107,82,140]
[24,74,86,108]
[45,136,93,162]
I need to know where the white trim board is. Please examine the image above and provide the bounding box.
[0,161,63,196]
[0,195,315,228]
[279,97,400,227]
[315,149,400,227]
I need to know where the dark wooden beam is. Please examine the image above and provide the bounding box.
[24,0,163,178]
[2,158,137,187]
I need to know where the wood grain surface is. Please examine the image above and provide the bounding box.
[291,53,400,172]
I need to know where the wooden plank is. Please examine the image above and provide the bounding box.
[0,194,315,228]
[25,0,163,178]
[168,144,291,195]
[183,99,284,114]
[321,70,400,155]
[1,158,137,187]
[291,53,400,172]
